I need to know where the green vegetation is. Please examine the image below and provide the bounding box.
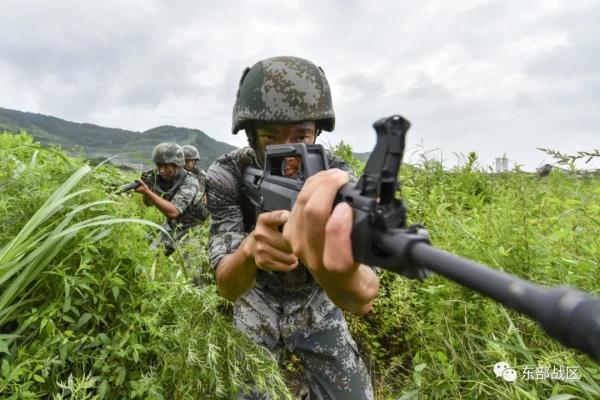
[0,133,290,399]
[1,133,599,399]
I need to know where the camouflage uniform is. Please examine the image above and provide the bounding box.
[148,143,208,255]
[207,147,374,400]
[189,167,208,204]
[185,166,209,217]
[183,144,209,209]
[151,170,207,255]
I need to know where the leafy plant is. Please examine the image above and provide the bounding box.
[538,147,600,171]
[2,132,599,399]
[0,133,291,399]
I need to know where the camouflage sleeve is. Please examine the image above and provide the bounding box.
[197,170,208,205]
[171,175,199,214]
[206,161,247,270]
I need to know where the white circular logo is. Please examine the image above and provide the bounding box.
[493,362,517,382]
[493,362,510,378]
[502,368,518,382]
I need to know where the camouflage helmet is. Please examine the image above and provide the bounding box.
[182,144,200,161]
[232,56,335,135]
[152,142,184,167]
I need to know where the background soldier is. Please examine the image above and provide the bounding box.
[206,56,378,399]
[182,144,203,176]
[183,144,208,206]
[134,142,207,255]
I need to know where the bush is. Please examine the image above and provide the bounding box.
[2,133,599,399]
[0,133,291,400]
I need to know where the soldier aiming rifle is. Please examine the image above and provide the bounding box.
[128,142,208,256]
[206,56,376,400]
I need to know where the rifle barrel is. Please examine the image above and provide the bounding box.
[378,232,600,361]
[121,181,140,192]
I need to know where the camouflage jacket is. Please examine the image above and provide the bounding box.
[206,146,353,296]
[151,170,208,234]
[189,167,208,206]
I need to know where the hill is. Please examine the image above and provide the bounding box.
[0,107,236,171]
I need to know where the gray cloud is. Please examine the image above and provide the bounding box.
[0,0,598,169]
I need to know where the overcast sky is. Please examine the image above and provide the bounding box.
[1,0,599,170]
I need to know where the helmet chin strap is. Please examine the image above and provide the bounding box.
[245,126,258,150]
[244,126,264,168]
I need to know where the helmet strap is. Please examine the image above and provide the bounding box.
[245,125,258,150]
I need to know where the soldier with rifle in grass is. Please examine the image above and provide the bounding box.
[206,56,377,399]
[131,142,208,256]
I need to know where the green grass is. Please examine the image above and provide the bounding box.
[1,132,599,399]
[0,133,291,399]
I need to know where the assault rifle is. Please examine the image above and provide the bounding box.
[121,170,186,202]
[121,170,160,192]
[242,115,600,362]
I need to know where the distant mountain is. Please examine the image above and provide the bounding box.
[0,107,236,171]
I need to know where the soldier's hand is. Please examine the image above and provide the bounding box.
[283,169,358,275]
[133,179,150,194]
[245,210,298,272]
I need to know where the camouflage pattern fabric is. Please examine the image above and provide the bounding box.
[232,56,335,135]
[188,166,209,208]
[207,147,374,400]
[152,142,185,167]
[183,144,201,161]
[152,169,208,255]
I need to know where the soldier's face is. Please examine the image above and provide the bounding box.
[184,159,196,171]
[283,156,300,177]
[157,163,177,180]
[255,121,317,175]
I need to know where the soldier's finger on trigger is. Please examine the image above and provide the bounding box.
[255,231,295,256]
[257,259,298,273]
[253,221,280,242]
[257,210,289,228]
[255,222,292,252]
[266,230,294,254]
[255,245,298,271]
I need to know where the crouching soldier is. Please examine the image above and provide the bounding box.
[133,142,207,255]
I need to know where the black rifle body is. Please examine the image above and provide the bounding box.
[121,170,160,192]
[121,170,185,201]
